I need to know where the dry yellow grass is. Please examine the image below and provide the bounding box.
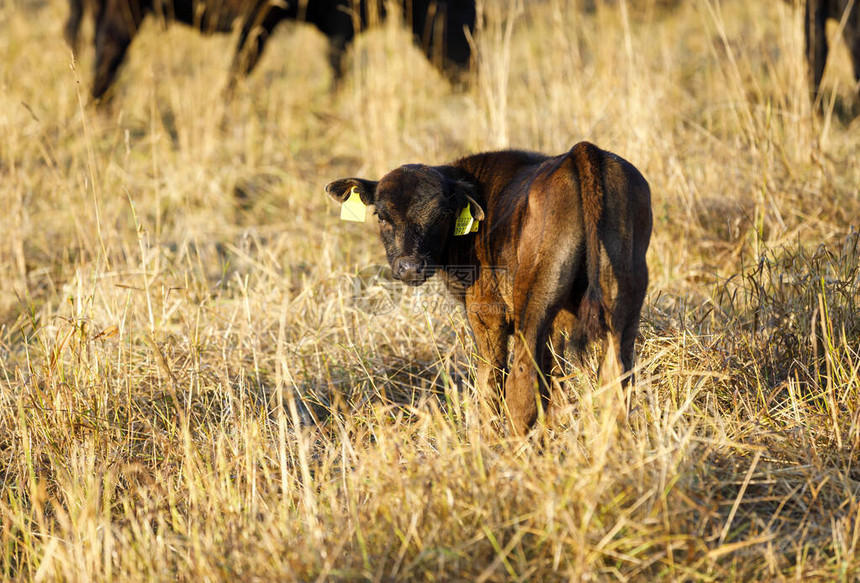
[1,0,859,579]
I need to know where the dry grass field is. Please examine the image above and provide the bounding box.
[1,0,860,579]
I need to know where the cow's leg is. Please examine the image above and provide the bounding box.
[227,3,289,91]
[314,9,355,81]
[617,305,642,385]
[467,311,509,427]
[507,263,558,436]
[842,10,860,96]
[594,265,646,419]
[325,35,350,81]
[598,330,624,386]
[508,261,580,436]
[64,0,85,53]
[806,0,829,100]
[539,309,583,427]
[408,0,474,78]
[543,309,578,379]
[93,0,144,100]
[508,315,555,436]
[618,250,648,383]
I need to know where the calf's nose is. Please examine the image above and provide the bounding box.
[394,257,427,284]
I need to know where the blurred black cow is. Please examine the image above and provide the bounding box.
[805,0,860,99]
[64,0,476,100]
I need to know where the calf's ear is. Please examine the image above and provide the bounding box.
[452,179,485,221]
[325,178,378,205]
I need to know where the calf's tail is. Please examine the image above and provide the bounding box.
[571,141,608,342]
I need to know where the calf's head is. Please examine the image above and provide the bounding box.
[326,165,484,285]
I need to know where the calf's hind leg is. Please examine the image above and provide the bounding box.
[507,258,582,436]
[507,318,555,436]
[596,268,647,417]
[542,309,577,379]
[468,312,510,426]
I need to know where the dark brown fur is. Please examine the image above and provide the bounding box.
[805,0,860,100]
[64,0,476,101]
[326,142,652,436]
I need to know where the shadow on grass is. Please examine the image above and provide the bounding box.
[282,355,472,428]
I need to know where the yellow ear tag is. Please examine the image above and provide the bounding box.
[454,204,479,236]
[340,186,366,222]
[470,214,480,233]
[453,205,474,235]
